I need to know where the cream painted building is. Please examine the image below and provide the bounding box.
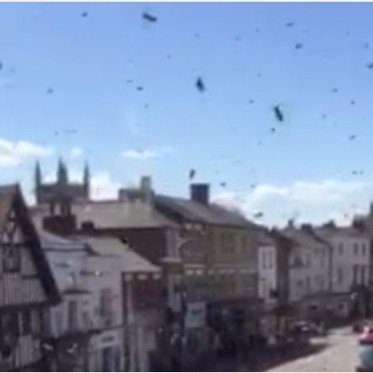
[314,225,370,294]
[281,224,330,304]
[257,232,277,307]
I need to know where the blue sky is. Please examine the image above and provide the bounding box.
[1,2,373,226]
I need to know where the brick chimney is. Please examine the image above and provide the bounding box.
[43,215,77,236]
[190,183,209,205]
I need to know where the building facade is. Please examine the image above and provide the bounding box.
[154,183,261,364]
[36,229,125,372]
[313,222,371,318]
[257,232,277,308]
[0,184,60,371]
[280,223,330,320]
[32,175,165,372]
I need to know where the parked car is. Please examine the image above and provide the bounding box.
[290,320,325,337]
[357,326,373,371]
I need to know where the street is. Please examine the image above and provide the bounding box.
[267,328,357,372]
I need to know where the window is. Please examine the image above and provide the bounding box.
[3,244,21,272]
[0,311,19,347]
[31,309,42,336]
[261,281,267,299]
[268,250,273,269]
[67,300,78,331]
[82,310,90,330]
[185,223,193,231]
[354,243,359,256]
[262,250,267,269]
[102,347,114,371]
[353,265,359,285]
[362,243,367,257]
[100,288,114,327]
[337,267,343,285]
[339,243,344,255]
[21,310,31,335]
[304,253,311,267]
[360,265,366,284]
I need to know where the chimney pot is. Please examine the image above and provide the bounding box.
[190,183,209,205]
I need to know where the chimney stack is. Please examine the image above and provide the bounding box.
[301,223,314,234]
[140,176,153,204]
[190,183,209,205]
[43,215,77,236]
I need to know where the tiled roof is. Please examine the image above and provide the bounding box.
[314,225,370,240]
[351,214,373,237]
[281,226,328,249]
[154,195,258,228]
[80,236,160,274]
[36,227,87,251]
[71,200,178,229]
[0,184,60,304]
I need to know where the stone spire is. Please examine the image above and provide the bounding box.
[57,158,68,185]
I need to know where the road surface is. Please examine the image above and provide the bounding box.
[267,328,357,372]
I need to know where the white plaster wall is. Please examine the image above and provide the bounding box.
[257,245,277,303]
[330,236,370,293]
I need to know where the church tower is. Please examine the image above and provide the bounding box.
[35,159,90,210]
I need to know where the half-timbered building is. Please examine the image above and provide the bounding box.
[0,184,60,371]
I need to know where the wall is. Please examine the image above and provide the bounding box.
[98,227,168,266]
[85,254,124,371]
[288,244,329,303]
[330,236,371,293]
[207,226,258,302]
[258,245,277,304]
[43,242,125,371]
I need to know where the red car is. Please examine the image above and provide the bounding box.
[357,326,373,372]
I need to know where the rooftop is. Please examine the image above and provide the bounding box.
[281,225,328,249]
[71,199,178,229]
[80,236,160,274]
[155,194,258,228]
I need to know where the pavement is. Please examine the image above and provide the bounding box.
[266,327,357,372]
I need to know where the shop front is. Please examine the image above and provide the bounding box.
[87,329,122,372]
[182,301,208,369]
[207,297,262,356]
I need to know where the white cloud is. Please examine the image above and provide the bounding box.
[69,146,84,159]
[122,146,173,160]
[213,179,373,227]
[0,138,53,166]
[91,172,121,200]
